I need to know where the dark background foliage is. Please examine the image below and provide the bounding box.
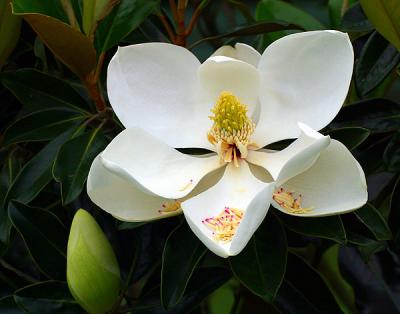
[0,0,400,313]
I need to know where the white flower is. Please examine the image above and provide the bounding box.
[87,30,367,258]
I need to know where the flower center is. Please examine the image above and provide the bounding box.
[207,92,257,167]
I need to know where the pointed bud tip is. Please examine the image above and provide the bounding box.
[67,209,120,314]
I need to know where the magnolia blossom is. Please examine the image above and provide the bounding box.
[87,30,368,258]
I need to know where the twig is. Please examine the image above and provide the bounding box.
[158,12,176,43]
[185,2,204,36]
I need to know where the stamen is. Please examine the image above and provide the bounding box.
[273,187,313,214]
[207,92,256,166]
[179,179,193,191]
[159,200,182,214]
[202,207,244,242]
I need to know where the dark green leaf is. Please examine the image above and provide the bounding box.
[316,244,357,314]
[275,210,346,244]
[5,129,76,205]
[161,223,207,309]
[357,241,387,261]
[328,0,343,28]
[0,296,25,314]
[389,176,400,247]
[341,2,373,32]
[327,127,370,150]
[117,221,147,231]
[274,253,343,314]
[0,1,22,69]
[230,213,287,301]
[3,109,85,146]
[0,69,92,113]
[331,99,400,133]
[136,267,231,314]
[190,21,303,49]
[355,203,392,241]
[256,0,324,49]
[53,129,107,205]
[383,131,400,171]
[346,230,378,246]
[0,155,22,251]
[356,32,400,96]
[11,0,67,22]
[95,0,159,52]
[9,202,68,279]
[14,281,85,313]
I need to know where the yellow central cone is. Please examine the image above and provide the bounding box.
[207,92,256,166]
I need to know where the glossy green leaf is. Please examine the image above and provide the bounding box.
[230,214,287,301]
[346,230,378,246]
[190,21,303,49]
[389,176,400,248]
[327,127,370,151]
[5,129,76,205]
[356,32,400,96]
[383,131,400,171]
[9,202,68,279]
[67,209,120,314]
[3,109,85,146]
[0,296,25,314]
[82,0,111,35]
[14,281,85,313]
[331,99,400,133]
[161,223,207,309]
[0,0,22,68]
[11,0,67,21]
[355,203,392,241]
[136,267,231,313]
[341,2,373,32]
[0,155,21,250]
[275,253,343,314]
[275,210,346,244]
[0,69,92,113]
[10,10,96,78]
[360,0,400,51]
[328,0,343,28]
[117,221,147,231]
[95,0,159,52]
[316,245,358,314]
[256,0,324,49]
[53,129,107,205]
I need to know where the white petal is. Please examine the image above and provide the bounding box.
[254,30,354,146]
[247,123,330,185]
[100,128,222,200]
[87,156,178,222]
[211,43,261,67]
[198,55,260,111]
[272,140,368,217]
[181,161,274,258]
[107,43,211,149]
[88,156,225,222]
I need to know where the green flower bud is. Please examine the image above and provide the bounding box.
[67,209,120,314]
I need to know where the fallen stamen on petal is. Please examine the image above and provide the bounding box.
[273,187,313,214]
[202,207,244,242]
[159,200,182,214]
[179,179,193,191]
[207,92,257,167]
